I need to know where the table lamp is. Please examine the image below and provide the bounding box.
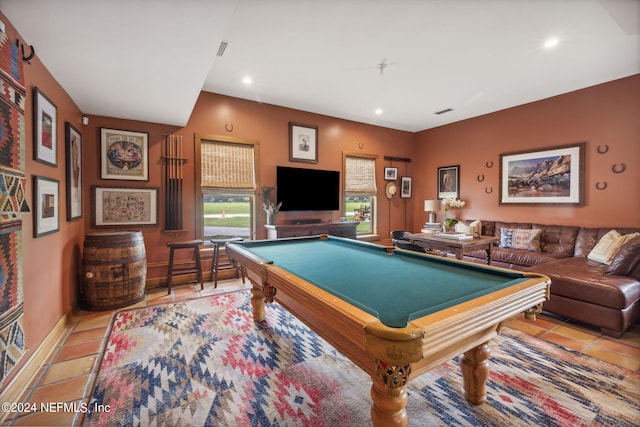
[424,200,441,224]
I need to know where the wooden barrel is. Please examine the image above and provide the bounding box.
[82,231,146,310]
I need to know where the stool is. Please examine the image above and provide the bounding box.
[166,240,204,294]
[211,238,246,288]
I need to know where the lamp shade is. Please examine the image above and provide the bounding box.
[424,200,441,212]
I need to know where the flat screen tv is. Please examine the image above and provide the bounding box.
[276,166,340,211]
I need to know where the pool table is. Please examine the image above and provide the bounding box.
[226,235,550,427]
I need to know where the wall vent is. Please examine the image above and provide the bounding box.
[435,108,453,115]
[217,40,230,57]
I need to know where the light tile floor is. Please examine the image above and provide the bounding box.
[5,278,640,426]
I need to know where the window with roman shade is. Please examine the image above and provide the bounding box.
[200,140,256,194]
[344,153,378,234]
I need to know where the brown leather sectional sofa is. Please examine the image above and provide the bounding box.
[464,221,640,337]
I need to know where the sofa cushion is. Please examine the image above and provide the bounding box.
[489,248,570,267]
[526,257,640,310]
[533,224,579,256]
[607,236,640,277]
[499,228,542,251]
[587,230,639,265]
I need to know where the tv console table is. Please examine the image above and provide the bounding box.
[265,222,358,240]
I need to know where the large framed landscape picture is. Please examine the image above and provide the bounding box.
[499,142,585,206]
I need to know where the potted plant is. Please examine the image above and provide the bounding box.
[261,186,281,225]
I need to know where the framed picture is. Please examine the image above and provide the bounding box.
[384,167,398,180]
[65,122,82,220]
[400,176,412,198]
[438,165,460,199]
[93,186,158,226]
[33,176,59,237]
[289,122,318,163]
[33,87,57,166]
[499,142,585,206]
[100,128,149,180]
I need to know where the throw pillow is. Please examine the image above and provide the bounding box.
[588,230,639,265]
[469,220,482,237]
[606,236,640,276]
[454,222,471,234]
[499,228,542,251]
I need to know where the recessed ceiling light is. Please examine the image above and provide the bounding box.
[242,76,252,85]
[544,37,559,49]
[374,108,383,115]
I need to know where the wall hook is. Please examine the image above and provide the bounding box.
[225,123,234,132]
[15,39,35,64]
[595,182,607,190]
[611,163,626,174]
[596,144,609,154]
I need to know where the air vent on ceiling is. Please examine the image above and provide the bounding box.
[217,40,230,57]
[435,108,453,115]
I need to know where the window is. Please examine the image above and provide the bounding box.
[344,153,378,235]
[196,135,258,240]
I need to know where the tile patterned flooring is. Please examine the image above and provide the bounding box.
[4,278,640,426]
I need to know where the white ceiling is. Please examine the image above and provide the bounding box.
[2,0,639,132]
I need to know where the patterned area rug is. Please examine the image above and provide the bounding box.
[85,290,640,426]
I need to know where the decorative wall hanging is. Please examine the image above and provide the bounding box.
[611,163,626,174]
[499,142,585,206]
[437,165,460,200]
[100,128,149,181]
[400,176,412,199]
[289,122,318,163]
[33,87,57,167]
[0,29,29,386]
[65,122,82,220]
[33,175,60,237]
[93,186,158,226]
[384,167,398,180]
[596,145,609,154]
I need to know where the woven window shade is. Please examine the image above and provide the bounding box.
[345,156,377,194]
[201,141,256,193]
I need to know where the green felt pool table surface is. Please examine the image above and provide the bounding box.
[232,235,528,328]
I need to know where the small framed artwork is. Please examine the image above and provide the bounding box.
[384,167,398,180]
[499,142,585,206]
[33,87,58,167]
[93,186,158,226]
[400,176,412,198]
[33,176,60,237]
[437,165,460,199]
[100,128,149,181]
[65,122,82,220]
[289,122,318,163]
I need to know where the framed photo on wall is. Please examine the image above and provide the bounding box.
[65,122,82,220]
[400,176,412,198]
[437,165,459,199]
[93,186,158,226]
[33,176,60,237]
[289,122,318,163]
[384,167,398,180]
[33,87,58,167]
[499,142,585,206]
[100,128,149,180]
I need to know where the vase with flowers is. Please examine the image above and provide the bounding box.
[261,186,282,225]
[442,197,465,232]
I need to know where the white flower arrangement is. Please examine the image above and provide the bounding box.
[442,197,465,213]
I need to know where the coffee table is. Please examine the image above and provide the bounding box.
[404,233,499,265]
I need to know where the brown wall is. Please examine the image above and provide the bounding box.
[413,75,640,229]
[82,93,417,284]
[2,13,85,387]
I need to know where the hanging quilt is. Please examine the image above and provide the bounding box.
[0,28,28,388]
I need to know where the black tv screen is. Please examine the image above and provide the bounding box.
[276,166,340,211]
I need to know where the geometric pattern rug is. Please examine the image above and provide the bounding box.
[84,290,640,426]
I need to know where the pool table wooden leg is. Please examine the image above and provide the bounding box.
[250,285,266,323]
[370,379,409,427]
[460,341,491,405]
